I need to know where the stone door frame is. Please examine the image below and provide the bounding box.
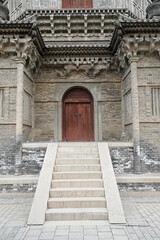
[53,83,102,142]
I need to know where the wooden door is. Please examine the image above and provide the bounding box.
[65,103,78,141]
[62,0,93,8]
[63,88,94,141]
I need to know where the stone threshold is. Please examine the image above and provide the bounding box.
[120,192,160,197]
[22,142,133,148]
[0,173,160,185]
[116,173,160,183]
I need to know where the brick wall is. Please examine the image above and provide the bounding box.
[137,57,160,171]
[110,147,134,173]
[22,147,46,174]
[0,125,16,175]
[34,66,122,142]
[0,60,17,174]
[102,102,122,141]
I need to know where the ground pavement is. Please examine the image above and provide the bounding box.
[0,193,160,240]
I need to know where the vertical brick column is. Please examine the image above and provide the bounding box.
[15,60,24,175]
[130,57,141,174]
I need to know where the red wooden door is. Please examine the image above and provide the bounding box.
[62,0,93,8]
[63,88,94,141]
[65,103,78,141]
[78,103,91,140]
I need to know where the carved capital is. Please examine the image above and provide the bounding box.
[0,36,42,74]
[115,34,160,72]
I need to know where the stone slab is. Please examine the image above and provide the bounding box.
[107,142,133,147]
[0,175,39,184]
[27,143,58,225]
[116,174,160,183]
[98,143,126,224]
[22,143,48,148]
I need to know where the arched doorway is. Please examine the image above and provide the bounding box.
[62,87,94,141]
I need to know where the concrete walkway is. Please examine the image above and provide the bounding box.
[0,193,160,240]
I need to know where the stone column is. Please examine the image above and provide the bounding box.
[130,57,142,174]
[15,60,25,175]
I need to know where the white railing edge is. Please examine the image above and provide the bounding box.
[27,143,58,225]
[98,142,126,224]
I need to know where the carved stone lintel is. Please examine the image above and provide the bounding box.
[54,62,110,79]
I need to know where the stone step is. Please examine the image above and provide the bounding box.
[48,197,106,208]
[56,152,99,159]
[46,208,108,221]
[55,165,101,172]
[58,143,97,147]
[56,158,100,165]
[44,220,109,226]
[52,179,103,188]
[58,147,98,153]
[50,188,105,198]
[53,172,102,179]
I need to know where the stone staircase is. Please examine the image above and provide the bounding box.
[45,142,108,222]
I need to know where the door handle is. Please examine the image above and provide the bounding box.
[79,114,82,117]
[75,113,78,116]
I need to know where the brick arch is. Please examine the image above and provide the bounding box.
[62,0,93,8]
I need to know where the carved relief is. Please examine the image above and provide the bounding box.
[0,36,42,74]
[53,62,110,79]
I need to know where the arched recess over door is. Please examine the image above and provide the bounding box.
[62,0,93,8]
[63,87,94,141]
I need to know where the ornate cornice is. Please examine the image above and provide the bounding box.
[45,43,111,57]
[111,20,160,54]
[110,20,160,72]
[18,8,136,21]
[1,18,160,76]
[0,22,45,55]
[11,8,137,44]
[0,22,45,74]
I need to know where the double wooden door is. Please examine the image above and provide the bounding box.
[63,88,94,141]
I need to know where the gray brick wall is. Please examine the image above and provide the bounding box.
[0,126,16,175]
[110,147,134,174]
[22,147,46,174]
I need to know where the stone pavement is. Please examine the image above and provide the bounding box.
[0,193,160,240]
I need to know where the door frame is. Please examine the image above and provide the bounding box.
[53,83,102,142]
[62,87,94,141]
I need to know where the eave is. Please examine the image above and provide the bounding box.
[110,20,160,55]
[0,21,45,55]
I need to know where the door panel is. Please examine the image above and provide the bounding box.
[78,103,91,140]
[65,103,78,141]
[64,103,92,141]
